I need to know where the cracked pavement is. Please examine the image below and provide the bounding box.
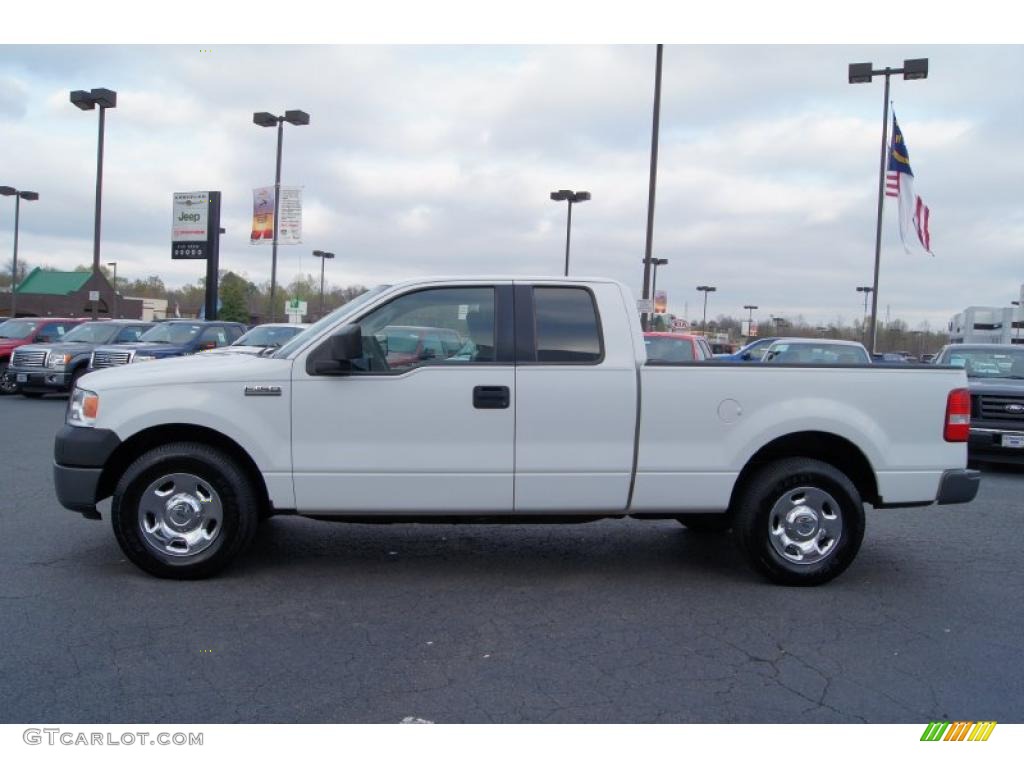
[1,396,1022,723]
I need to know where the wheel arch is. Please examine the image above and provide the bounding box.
[730,431,880,509]
[96,423,271,515]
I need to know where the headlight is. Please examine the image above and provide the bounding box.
[68,387,100,427]
[133,354,158,363]
[48,353,73,370]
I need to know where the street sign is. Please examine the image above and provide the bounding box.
[637,299,654,314]
[285,299,307,323]
[88,290,100,301]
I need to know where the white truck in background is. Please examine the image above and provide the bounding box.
[54,277,979,584]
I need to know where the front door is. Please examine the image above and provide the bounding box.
[291,284,516,514]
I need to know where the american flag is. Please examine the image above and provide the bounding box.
[887,115,933,255]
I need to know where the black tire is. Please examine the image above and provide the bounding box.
[111,442,259,579]
[732,457,865,586]
[21,391,45,399]
[676,513,732,533]
[68,366,85,393]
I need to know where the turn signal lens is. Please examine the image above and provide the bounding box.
[944,388,970,442]
[68,387,100,427]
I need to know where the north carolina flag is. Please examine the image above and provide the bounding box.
[885,115,934,256]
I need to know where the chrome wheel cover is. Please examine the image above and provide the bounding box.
[768,486,843,566]
[138,473,224,559]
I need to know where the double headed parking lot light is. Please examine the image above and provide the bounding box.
[1,186,39,318]
[550,189,590,277]
[253,108,311,321]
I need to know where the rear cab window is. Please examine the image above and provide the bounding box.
[531,287,603,364]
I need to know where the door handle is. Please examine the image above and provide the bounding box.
[473,385,510,409]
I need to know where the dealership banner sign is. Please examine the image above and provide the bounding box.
[250,186,302,245]
[172,191,211,259]
[654,290,668,314]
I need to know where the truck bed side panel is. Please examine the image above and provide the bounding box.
[632,365,967,511]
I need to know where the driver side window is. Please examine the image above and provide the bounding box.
[352,287,496,374]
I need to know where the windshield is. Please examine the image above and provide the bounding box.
[940,347,1024,378]
[644,336,695,363]
[765,342,869,364]
[234,325,305,348]
[60,322,119,344]
[140,323,203,344]
[273,286,389,358]
[0,320,39,340]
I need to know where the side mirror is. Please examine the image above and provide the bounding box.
[310,324,363,375]
[740,352,751,360]
[330,324,363,361]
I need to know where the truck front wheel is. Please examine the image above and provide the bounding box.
[111,442,259,579]
[732,457,865,586]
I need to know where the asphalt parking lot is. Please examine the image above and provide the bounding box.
[1,393,1022,724]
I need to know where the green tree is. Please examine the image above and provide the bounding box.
[218,272,251,324]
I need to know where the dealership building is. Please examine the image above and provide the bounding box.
[949,305,1024,345]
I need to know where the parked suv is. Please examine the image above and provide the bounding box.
[7,320,153,398]
[89,320,246,370]
[0,317,85,395]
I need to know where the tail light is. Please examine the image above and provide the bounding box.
[944,388,971,442]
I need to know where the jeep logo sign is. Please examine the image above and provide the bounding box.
[171,192,209,242]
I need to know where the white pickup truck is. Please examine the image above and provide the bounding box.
[54,277,979,584]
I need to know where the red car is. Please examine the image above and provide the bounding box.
[643,332,712,363]
[0,317,85,394]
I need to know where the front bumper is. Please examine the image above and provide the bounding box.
[53,425,122,518]
[5,366,73,392]
[968,427,1024,464]
[935,468,981,505]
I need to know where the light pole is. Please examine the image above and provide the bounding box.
[312,250,335,318]
[856,285,874,344]
[549,189,590,276]
[0,187,38,318]
[254,109,310,322]
[641,44,664,333]
[70,88,117,282]
[743,304,758,337]
[848,58,928,354]
[697,285,716,334]
[1013,300,1021,342]
[106,261,118,317]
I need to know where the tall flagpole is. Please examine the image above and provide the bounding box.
[868,75,892,355]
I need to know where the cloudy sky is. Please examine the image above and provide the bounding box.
[0,44,1021,327]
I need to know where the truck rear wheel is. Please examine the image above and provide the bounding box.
[111,442,259,579]
[732,457,865,586]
